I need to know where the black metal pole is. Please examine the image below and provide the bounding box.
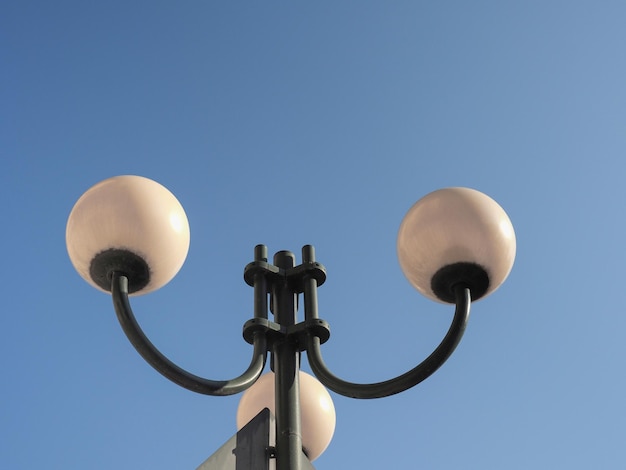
[252,245,269,320]
[301,245,319,322]
[106,243,479,467]
[271,251,303,470]
[110,273,267,396]
[307,284,471,398]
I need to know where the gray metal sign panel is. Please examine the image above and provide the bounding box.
[197,408,315,470]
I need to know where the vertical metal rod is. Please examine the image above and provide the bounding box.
[302,245,319,321]
[253,245,268,320]
[271,251,302,470]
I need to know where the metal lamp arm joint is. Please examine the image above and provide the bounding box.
[306,284,472,399]
[111,272,267,396]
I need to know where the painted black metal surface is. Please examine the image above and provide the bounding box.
[431,262,489,302]
[111,273,267,395]
[109,243,475,468]
[306,284,471,399]
[91,248,150,293]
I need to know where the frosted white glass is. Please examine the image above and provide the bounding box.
[66,175,190,295]
[397,187,516,302]
[236,371,336,461]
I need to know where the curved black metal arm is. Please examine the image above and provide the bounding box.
[111,272,267,396]
[306,284,471,399]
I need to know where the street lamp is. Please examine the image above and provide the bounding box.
[66,175,516,469]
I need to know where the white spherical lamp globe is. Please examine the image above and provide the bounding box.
[236,371,336,462]
[66,175,190,296]
[397,187,515,303]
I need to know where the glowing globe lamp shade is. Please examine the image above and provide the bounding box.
[237,371,336,461]
[66,175,190,296]
[397,187,516,303]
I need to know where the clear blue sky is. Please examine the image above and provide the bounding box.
[3,2,626,469]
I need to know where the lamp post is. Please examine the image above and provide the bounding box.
[66,175,516,469]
